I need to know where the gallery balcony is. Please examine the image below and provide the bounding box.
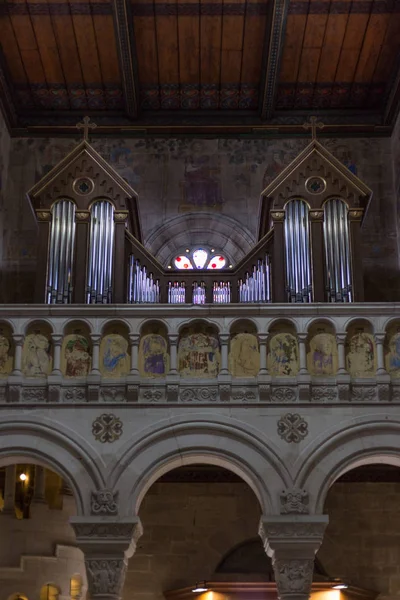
[0,301,399,404]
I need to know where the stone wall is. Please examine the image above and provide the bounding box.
[126,479,400,600]
[319,482,400,600]
[0,133,399,301]
[391,111,400,275]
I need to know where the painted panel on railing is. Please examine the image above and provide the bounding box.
[0,330,13,377]
[307,327,337,377]
[385,329,400,378]
[139,334,169,378]
[268,333,299,377]
[178,329,220,378]
[100,334,130,378]
[22,332,52,377]
[62,334,92,377]
[229,333,259,377]
[346,332,376,378]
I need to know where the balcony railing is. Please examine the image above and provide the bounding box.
[0,303,399,404]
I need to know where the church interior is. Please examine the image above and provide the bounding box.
[0,1,400,600]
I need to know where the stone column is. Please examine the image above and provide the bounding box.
[168,334,179,375]
[2,465,16,514]
[298,334,308,375]
[259,516,328,600]
[219,334,230,375]
[90,335,101,375]
[32,466,46,504]
[375,333,386,375]
[51,334,63,375]
[258,334,269,375]
[12,334,24,375]
[336,333,347,375]
[71,517,143,600]
[129,334,140,376]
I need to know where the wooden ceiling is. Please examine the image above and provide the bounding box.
[0,0,399,135]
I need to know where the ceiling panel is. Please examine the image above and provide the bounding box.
[276,0,400,111]
[133,0,269,110]
[0,0,124,111]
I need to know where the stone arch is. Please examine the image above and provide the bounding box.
[145,213,255,267]
[111,415,290,516]
[295,418,400,513]
[0,415,105,514]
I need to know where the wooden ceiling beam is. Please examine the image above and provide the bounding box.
[383,53,400,127]
[259,0,290,121]
[0,49,19,132]
[112,0,140,119]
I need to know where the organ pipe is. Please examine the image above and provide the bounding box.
[238,256,271,303]
[284,199,312,303]
[86,200,114,304]
[324,198,352,302]
[128,255,160,303]
[47,199,76,304]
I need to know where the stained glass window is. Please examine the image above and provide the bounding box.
[173,247,227,270]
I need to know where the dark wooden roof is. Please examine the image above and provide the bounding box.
[0,0,399,136]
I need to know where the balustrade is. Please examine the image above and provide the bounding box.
[0,304,399,404]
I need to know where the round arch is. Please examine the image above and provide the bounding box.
[295,418,400,513]
[111,415,290,515]
[0,415,106,514]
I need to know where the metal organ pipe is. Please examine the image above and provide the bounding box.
[46,199,76,304]
[86,200,114,304]
[323,198,352,302]
[284,199,312,303]
[127,255,160,303]
[238,255,271,303]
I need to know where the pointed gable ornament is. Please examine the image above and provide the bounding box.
[258,117,373,303]
[27,118,142,303]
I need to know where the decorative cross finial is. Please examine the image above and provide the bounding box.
[303,116,324,140]
[76,116,97,141]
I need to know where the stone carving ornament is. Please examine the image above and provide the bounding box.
[91,489,119,515]
[280,488,309,514]
[86,558,126,596]
[179,387,218,402]
[92,413,123,443]
[273,559,314,594]
[277,413,308,443]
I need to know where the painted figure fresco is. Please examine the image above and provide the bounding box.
[178,331,220,378]
[268,333,298,376]
[308,333,337,376]
[139,334,169,377]
[100,334,130,377]
[0,335,12,376]
[180,153,223,211]
[63,334,91,377]
[386,332,400,377]
[229,333,259,377]
[22,333,52,377]
[346,332,375,377]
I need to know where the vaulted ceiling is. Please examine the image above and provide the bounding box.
[0,0,399,136]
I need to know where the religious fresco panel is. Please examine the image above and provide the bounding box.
[268,332,299,377]
[22,331,52,377]
[62,334,92,377]
[307,331,337,376]
[346,331,376,378]
[139,333,169,378]
[100,333,130,378]
[178,328,220,378]
[229,332,259,377]
[385,325,400,378]
[0,326,13,377]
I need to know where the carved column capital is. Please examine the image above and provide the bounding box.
[128,333,140,346]
[271,210,285,223]
[91,334,102,346]
[348,209,364,222]
[336,333,347,345]
[70,517,143,600]
[258,333,269,344]
[168,334,179,346]
[12,334,24,347]
[259,516,328,600]
[309,210,324,222]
